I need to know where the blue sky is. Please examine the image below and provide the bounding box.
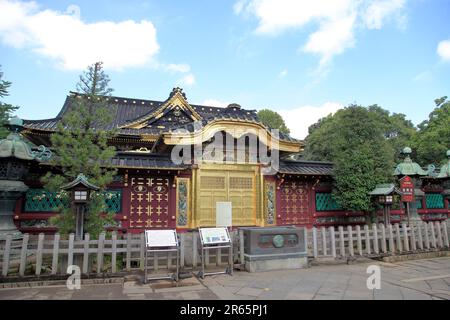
[0,0,449,139]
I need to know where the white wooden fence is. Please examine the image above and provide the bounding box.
[309,221,449,259]
[0,231,245,277]
[0,221,449,277]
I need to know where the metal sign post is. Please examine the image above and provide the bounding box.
[144,229,180,284]
[197,227,233,279]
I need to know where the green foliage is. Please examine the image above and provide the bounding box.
[81,194,116,239]
[48,194,116,239]
[257,109,290,134]
[44,62,117,238]
[367,105,417,162]
[0,66,19,138]
[304,105,395,212]
[412,96,450,166]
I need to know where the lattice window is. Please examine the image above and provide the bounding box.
[425,193,444,209]
[104,190,122,213]
[315,192,343,211]
[229,177,253,189]
[24,189,122,213]
[24,189,69,212]
[200,176,225,189]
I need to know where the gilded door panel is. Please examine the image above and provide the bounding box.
[228,173,255,226]
[197,169,256,226]
[198,175,227,226]
[129,176,171,228]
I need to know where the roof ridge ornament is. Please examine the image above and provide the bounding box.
[169,87,187,100]
[119,88,202,129]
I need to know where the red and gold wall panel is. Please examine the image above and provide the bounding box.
[127,176,174,229]
[277,180,313,226]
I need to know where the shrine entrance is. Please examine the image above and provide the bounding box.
[195,164,258,227]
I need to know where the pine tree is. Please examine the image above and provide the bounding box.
[44,62,117,238]
[0,66,19,138]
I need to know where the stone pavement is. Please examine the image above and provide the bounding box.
[0,257,449,300]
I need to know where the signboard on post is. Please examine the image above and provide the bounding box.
[199,227,230,245]
[145,230,178,248]
[197,227,233,279]
[143,229,180,283]
[399,176,415,202]
[216,202,232,228]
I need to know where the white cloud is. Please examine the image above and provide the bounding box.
[278,102,343,139]
[0,0,160,71]
[363,0,405,30]
[178,73,196,87]
[437,40,450,61]
[303,13,356,67]
[235,0,407,68]
[233,0,246,15]
[202,99,229,108]
[164,63,191,73]
[278,69,288,78]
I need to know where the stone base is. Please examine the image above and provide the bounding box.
[244,254,308,272]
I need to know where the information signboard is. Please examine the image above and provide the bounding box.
[199,227,230,245]
[399,176,415,202]
[145,230,178,248]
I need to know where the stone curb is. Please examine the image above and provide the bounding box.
[380,250,450,263]
[0,277,124,289]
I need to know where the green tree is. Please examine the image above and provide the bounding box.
[257,109,290,134]
[367,105,417,162]
[304,105,395,212]
[412,96,450,166]
[44,62,117,238]
[0,66,19,138]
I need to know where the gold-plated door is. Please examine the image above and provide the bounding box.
[228,173,255,226]
[198,175,227,226]
[197,168,256,227]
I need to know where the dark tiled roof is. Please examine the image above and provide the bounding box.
[111,152,189,170]
[278,160,333,175]
[24,93,163,132]
[22,90,301,144]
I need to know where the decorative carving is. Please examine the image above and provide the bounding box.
[265,181,275,225]
[20,219,50,228]
[177,178,189,227]
[133,185,148,193]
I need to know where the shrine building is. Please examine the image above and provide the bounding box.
[11,88,449,234]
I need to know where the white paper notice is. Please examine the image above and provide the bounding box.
[216,202,232,227]
[145,230,178,247]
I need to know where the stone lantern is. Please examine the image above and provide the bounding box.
[0,117,51,239]
[61,174,99,240]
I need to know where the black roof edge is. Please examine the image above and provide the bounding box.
[281,159,334,166]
